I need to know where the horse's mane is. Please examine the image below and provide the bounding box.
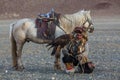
[73,10,85,15]
[64,10,89,16]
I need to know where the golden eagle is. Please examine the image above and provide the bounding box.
[46,34,74,55]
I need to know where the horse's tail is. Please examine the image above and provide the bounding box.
[9,22,15,39]
[9,22,17,67]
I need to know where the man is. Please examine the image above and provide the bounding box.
[62,27,95,73]
[46,27,95,73]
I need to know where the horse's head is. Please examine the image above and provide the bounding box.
[82,10,94,33]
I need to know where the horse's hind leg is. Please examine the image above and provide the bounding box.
[54,45,62,70]
[16,41,25,70]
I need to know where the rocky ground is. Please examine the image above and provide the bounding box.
[0,0,120,80]
[0,18,120,80]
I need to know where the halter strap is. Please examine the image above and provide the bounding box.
[83,15,93,28]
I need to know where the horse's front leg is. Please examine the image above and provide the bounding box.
[54,45,62,70]
[16,41,25,71]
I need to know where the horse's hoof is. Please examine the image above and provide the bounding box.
[17,66,25,71]
[12,65,25,71]
[12,66,18,70]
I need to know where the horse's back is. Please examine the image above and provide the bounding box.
[15,18,33,27]
[12,18,35,32]
[10,18,35,40]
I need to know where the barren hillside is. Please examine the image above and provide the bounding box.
[0,0,120,19]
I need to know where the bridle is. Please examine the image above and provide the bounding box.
[82,15,94,33]
[51,12,67,34]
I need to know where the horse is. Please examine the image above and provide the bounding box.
[9,10,94,70]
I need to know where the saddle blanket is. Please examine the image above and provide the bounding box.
[35,18,56,40]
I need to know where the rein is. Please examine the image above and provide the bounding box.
[59,15,72,34]
[49,12,68,34]
[62,15,73,24]
[55,22,67,34]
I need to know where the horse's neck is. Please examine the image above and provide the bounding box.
[59,14,86,34]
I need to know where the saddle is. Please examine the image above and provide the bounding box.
[35,10,56,40]
[38,8,55,22]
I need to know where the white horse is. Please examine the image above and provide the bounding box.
[9,10,94,70]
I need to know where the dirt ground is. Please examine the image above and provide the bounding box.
[0,0,120,80]
[0,18,120,80]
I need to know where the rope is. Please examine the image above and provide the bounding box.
[62,15,73,25]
